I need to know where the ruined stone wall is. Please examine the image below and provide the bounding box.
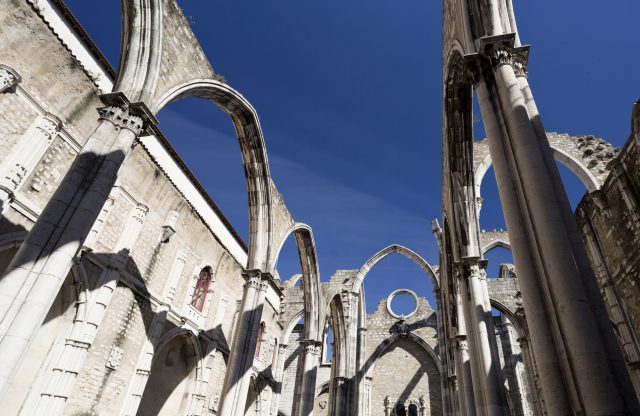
[0,1,288,414]
[575,134,640,374]
[365,296,442,415]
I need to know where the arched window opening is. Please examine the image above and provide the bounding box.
[190,266,212,311]
[255,322,266,358]
[272,338,279,368]
[323,324,334,364]
[362,253,435,314]
[274,234,302,285]
[408,403,419,416]
[484,246,514,279]
[479,166,507,231]
[395,403,407,416]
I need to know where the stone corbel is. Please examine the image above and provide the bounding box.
[0,64,21,93]
[591,190,613,219]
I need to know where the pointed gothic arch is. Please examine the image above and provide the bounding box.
[352,244,439,294]
[149,79,274,271]
[271,223,322,342]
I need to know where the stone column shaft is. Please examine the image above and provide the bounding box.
[297,340,322,416]
[463,260,505,416]
[494,59,634,414]
[456,289,476,416]
[218,270,270,416]
[475,77,570,415]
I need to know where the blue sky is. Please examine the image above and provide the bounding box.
[64,1,640,313]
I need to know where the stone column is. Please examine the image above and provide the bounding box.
[472,34,638,414]
[329,376,347,416]
[0,113,62,213]
[270,342,289,415]
[296,340,322,416]
[0,64,21,93]
[218,270,270,416]
[461,258,506,416]
[455,287,476,416]
[0,92,155,399]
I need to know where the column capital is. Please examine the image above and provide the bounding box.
[36,112,63,139]
[98,92,158,135]
[0,64,21,93]
[242,269,273,291]
[301,339,323,355]
[475,34,530,78]
[460,257,488,278]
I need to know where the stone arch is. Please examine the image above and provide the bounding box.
[490,299,525,338]
[326,294,348,379]
[115,0,163,102]
[272,223,322,341]
[137,328,204,416]
[473,134,618,196]
[281,309,305,345]
[150,79,274,271]
[352,244,439,294]
[480,230,512,255]
[362,333,443,379]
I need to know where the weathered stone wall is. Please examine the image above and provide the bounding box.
[0,1,287,415]
[575,133,640,378]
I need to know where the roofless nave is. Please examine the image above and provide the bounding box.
[0,0,640,415]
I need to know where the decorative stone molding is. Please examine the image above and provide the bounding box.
[242,269,272,291]
[161,210,180,243]
[106,345,124,370]
[0,64,21,93]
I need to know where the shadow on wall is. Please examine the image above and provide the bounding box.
[0,195,242,413]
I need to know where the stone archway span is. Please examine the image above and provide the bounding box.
[280,309,305,345]
[116,0,164,102]
[474,133,619,195]
[489,299,525,338]
[150,79,274,271]
[352,244,439,294]
[272,223,322,341]
[480,230,511,255]
[362,332,443,379]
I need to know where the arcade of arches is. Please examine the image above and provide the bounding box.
[0,0,639,415]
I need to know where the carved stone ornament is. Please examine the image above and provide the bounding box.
[106,345,124,370]
[98,92,157,136]
[0,64,21,93]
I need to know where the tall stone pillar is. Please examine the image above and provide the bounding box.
[461,259,506,416]
[455,287,476,416]
[296,340,322,416]
[471,33,639,414]
[218,269,270,416]
[0,92,155,399]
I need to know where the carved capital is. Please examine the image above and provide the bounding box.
[242,269,272,291]
[98,92,157,136]
[0,64,21,93]
[477,33,524,72]
[132,204,148,224]
[301,339,323,356]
